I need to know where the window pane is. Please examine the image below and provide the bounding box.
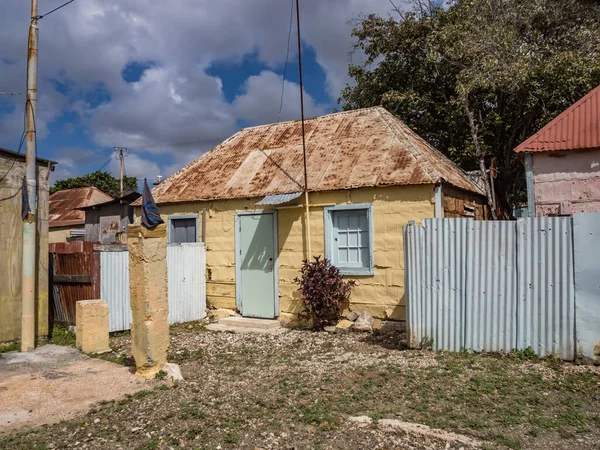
[359,231,369,247]
[337,214,348,230]
[338,231,348,247]
[348,231,358,247]
[359,214,368,230]
[360,247,370,265]
[349,247,359,263]
[170,218,197,244]
[348,214,359,230]
[338,247,349,264]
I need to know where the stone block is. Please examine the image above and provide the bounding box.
[76,300,111,354]
[335,319,354,332]
[208,308,238,321]
[353,312,375,332]
[346,311,359,321]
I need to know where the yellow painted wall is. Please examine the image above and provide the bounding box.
[136,184,435,321]
[48,225,82,243]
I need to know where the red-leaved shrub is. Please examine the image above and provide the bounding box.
[294,256,356,330]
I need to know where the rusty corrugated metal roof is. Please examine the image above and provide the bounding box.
[49,187,113,228]
[515,85,600,153]
[144,107,484,205]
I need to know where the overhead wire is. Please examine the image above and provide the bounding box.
[35,0,76,19]
[277,0,295,123]
[0,99,30,184]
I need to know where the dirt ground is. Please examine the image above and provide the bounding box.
[1,323,599,450]
[0,344,150,433]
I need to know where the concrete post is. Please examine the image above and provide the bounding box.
[76,300,111,354]
[127,224,169,378]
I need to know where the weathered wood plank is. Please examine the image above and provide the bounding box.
[53,275,93,284]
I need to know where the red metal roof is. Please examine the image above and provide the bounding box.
[143,107,484,205]
[49,187,113,228]
[515,85,600,153]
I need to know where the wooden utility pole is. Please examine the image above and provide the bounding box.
[21,0,39,352]
[295,0,311,259]
[114,147,127,197]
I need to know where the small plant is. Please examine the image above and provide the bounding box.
[154,370,167,380]
[50,325,76,347]
[419,335,434,350]
[294,256,356,331]
[513,346,538,360]
[0,342,19,354]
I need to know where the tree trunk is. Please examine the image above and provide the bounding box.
[464,103,498,219]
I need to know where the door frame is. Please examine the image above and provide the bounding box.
[234,209,279,318]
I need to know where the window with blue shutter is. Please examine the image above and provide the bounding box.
[169,215,198,244]
[324,204,374,275]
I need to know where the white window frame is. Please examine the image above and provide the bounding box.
[168,214,199,245]
[324,203,374,276]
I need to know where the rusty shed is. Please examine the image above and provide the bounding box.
[79,191,141,244]
[133,107,487,323]
[0,147,57,343]
[48,187,113,243]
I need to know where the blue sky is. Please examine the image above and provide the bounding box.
[0,0,394,188]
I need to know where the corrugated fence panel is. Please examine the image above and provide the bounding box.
[167,243,207,324]
[100,251,132,332]
[404,223,424,348]
[517,217,575,359]
[573,212,600,363]
[422,219,471,352]
[465,221,517,352]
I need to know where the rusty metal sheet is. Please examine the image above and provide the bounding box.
[49,187,112,228]
[142,107,484,205]
[515,85,600,153]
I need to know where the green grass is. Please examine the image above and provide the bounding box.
[50,326,76,347]
[0,341,19,353]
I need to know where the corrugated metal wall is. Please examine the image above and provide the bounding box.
[404,216,580,359]
[573,212,600,364]
[424,219,470,352]
[404,222,424,349]
[465,220,517,352]
[517,218,575,360]
[167,243,207,324]
[101,251,132,332]
[99,243,206,331]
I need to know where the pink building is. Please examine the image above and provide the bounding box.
[515,86,600,217]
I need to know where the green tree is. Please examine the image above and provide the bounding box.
[340,0,600,214]
[50,171,138,197]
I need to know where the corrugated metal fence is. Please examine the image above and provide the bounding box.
[167,243,207,325]
[404,214,599,360]
[100,250,132,332]
[99,243,207,332]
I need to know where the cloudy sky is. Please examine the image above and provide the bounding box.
[0,0,397,186]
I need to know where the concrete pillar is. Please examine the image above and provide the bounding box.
[127,224,169,378]
[76,300,111,354]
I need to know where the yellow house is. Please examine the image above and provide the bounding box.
[134,107,486,323]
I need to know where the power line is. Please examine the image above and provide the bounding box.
[277,0,295,123]
[0,99,31,184]
[97,157,112,171]
[35,0,76,19]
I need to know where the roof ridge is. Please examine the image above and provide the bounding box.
[239,106,385,132]
[515,84,600,153]
[378,108,484,194]
[377,108,440,183]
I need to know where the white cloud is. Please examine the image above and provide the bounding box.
[1,0,397,178]
[233,70,327,125]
